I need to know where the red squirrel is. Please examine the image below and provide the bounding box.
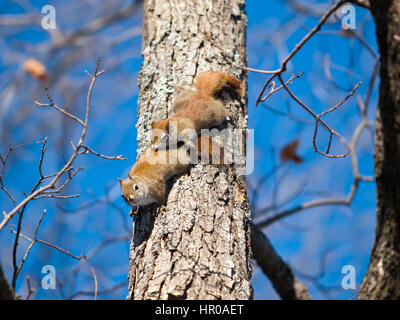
[120,71,239,210]
[119,135,223,209]
[150,71,243,150]
[119,146,190,208]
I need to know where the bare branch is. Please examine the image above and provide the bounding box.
[82,257,98,301]
[0,61,105,232]
[78,144,126,160]
[25,276,35,300]
[250,222,311,300]
[11,209,46,289]
[311,81,362,158]
[261,72,304,102]
[0,13,39,27]
[35,87,85,127]
[255,117,374,228]
[10,226,81,261]
[67,280,127,300]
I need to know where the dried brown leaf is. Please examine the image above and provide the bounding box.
[280,139,303,164]
[23,58,48,83]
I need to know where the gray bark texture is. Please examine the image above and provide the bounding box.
[359,0,400,299]
[127,0,253,300]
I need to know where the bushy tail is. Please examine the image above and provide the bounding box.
[194,71,243,97]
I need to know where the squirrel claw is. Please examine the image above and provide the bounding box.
[129,207,139,217]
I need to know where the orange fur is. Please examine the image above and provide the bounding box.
[121,71,241,209]
[150,71,243,148]
[194,70,243,97]
[120,135,223,207]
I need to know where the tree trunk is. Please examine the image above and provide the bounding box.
[359,0,400,299]
[0,265,15,300]
[127,0,252,300]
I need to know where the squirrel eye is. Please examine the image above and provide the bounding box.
[133,184,139,191]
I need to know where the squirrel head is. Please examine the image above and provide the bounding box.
[118,174,160,207]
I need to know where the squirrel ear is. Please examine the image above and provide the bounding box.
[151,121,155,128]
[118,178,123,186]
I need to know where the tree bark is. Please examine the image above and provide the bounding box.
[359,0,400,299]
[0,264,15,300]
[127,0,252,300]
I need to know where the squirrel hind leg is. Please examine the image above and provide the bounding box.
[208,98,228,126]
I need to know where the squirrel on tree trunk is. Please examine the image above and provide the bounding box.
[119,71,242,209]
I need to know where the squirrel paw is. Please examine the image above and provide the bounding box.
[129,207,139,217]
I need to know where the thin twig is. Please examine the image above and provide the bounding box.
[35,88,85,127]
[11,209,46,289]
[312,81,362,158]
[83,256,98,301]
[0,61,105,232]
[10,227,81,261]
[78,145,126,160]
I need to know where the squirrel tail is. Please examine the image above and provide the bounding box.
[194,71,243,97]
